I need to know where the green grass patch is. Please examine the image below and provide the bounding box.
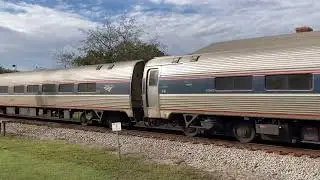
[0,135,214,180]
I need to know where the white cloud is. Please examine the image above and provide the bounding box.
[164,0,210,5]
[148,0,209,5]
[132,0,320,55]
[1,0,320,71]
[0,1,97,70]
[148,0,163,4]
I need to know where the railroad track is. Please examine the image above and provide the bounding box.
[1,116,320,159]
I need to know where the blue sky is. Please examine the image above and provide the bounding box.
[0,0,319,71]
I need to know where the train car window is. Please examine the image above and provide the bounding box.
[265,75,287,90]
[27,85,39,93]
[78,83,96,92]
[149,70,159,86]
[215,77,233,90]
[215,76,252,90]
[288,74,312,90]
[0,86,8,93]
[265,74,312,90]
[42,84,56,92]
[59,83,74,92]
[234,76,253,90]
[14,85,25,93]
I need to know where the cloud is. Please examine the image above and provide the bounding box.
[149,0,209,5]
[131,0,320,55]
[0,1,96,70]
[1,0,320,71]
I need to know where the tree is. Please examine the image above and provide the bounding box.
[0,66,16,74]
[56,15,167,68]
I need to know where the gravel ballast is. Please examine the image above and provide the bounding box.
[5,122,320,180]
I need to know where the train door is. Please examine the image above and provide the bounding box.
[145,68,160,118]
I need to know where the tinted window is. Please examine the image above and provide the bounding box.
[42,84,56,92]
[265,75,287,90]
[234,76,253,90]
[266,74,312,90]
[215,76,252,90]
[149,70,159,86]
[215,77,234,90]
[59,84,74,92]
[0,86,8,93]
[14,85,24,93]
[78,83,96,92]
[27,85,39,93]
[288,74,312,90]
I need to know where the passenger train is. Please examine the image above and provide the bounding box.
[1,30,320,144]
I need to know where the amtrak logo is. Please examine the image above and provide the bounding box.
[103,85,114,93]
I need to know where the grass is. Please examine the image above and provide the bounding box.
[0,135,214,180]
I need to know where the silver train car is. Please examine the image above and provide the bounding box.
[1,30,320,144]
[0,60,145,126]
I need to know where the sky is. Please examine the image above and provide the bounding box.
[0,0,319,71]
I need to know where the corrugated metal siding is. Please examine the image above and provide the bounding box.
[148,38,320,120]
[0,61,140,118]
[193,31,320,54]
[157,45,320,78]
[159,94,320,120]
[0,95,132,116]
[0,60,141,86]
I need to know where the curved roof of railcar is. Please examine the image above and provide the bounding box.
[146,31,320,77]
[0,60,143,86]
[193,30,320,54]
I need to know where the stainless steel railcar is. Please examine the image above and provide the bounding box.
[142,42,320,144]
[0,60,145,126]
[1,30,320,144]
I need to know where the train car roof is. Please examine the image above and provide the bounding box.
[192,30,320,54]
[1,60,142,76]
[0,60,143,86]
[146,30,320,67]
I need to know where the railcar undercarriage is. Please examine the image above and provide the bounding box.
[165,113,320,144]
[1,106,320,144]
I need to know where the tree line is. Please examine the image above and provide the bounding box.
[56,15,167,68]
[0,66,16,74]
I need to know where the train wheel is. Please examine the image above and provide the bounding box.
[184,127,200,137]
[80,111,95,126]
[80,113,88,126]
[233,122,256,143]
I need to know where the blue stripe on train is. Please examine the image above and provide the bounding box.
[159,78,215,94]
[159,75,319,94]
[95,83,130,94]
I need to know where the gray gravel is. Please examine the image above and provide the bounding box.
[5,122,320,180]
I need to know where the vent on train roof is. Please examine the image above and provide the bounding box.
[191,56,200,62]
[108,64,115,69]
[172,57,181,63]
[96,64,103,70]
